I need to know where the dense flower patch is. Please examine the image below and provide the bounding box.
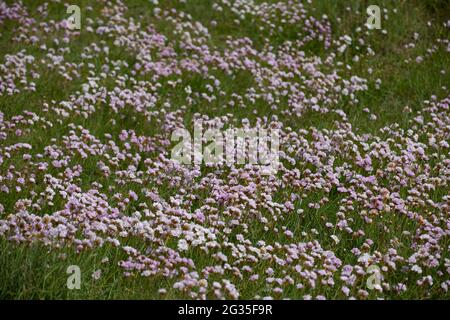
[0,0,449,299]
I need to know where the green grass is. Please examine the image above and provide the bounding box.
[0,0,449,299]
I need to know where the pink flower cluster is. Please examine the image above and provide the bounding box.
[0,0,449,299]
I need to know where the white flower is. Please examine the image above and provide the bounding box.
[411,265,422,274]
[92,269,101,280]
[177,239,189,251]
[358,253,371,264]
